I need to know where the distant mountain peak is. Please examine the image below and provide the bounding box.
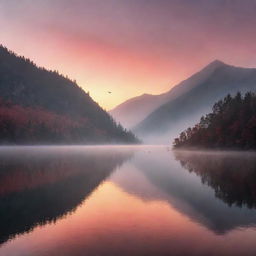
[133,60,256,143]
[110,59,255,134]
[209,59,225,65]
[203,59,227,71]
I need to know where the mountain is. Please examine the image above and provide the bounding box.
[110,60,227,129]
[173,92,256,149]
[109,93,169,129]
[133,61,256,143]
[0,45,138,144]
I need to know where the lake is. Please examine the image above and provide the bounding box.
[0,145,256,256]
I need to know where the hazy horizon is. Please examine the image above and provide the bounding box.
[1,0,256,109]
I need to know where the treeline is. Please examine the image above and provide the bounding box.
[174,150,256,209]
[0,45,139,144]
[0,148,132,244]
[0,100,137,144]
[173,92,256,149]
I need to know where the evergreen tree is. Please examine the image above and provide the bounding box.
[173,92,256,150]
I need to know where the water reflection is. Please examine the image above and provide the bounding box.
[0,146,133,244]
[174,150,256,208]
[114,148,256,234]
[1,147,256,256]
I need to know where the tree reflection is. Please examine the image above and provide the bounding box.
[174,150,256,209]
[0,147,132,244]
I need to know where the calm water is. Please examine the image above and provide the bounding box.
[0,146,256,256]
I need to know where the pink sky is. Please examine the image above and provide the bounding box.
[1,0,256,109]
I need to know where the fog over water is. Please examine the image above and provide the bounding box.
[0,145,256,256]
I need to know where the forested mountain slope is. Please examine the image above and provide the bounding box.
[0,46,138,144]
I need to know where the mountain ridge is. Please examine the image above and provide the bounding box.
[133,61,256,142]
[110,59,231,129]
[0,45,138,144]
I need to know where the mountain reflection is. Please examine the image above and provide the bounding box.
[174,150,256,209]
[0,146,132,244]
[114,148,256,234]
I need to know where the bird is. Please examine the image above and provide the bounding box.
[108,91,112,94]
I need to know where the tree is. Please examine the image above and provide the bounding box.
[173,91,256,150]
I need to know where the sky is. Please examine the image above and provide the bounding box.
[1,0,256,110]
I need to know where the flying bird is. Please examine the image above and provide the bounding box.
[108,91,112,94]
